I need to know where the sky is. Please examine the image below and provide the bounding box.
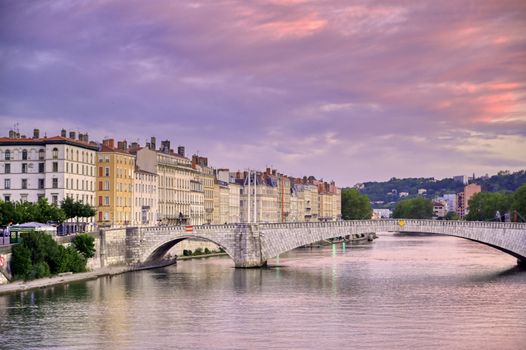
[1,0,525,186]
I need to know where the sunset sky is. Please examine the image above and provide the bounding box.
[1,0,525,186]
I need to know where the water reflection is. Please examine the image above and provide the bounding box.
[1,233,525,350]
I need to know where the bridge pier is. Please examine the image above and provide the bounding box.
[233,224,267,268]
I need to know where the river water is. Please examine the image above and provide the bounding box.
[1,232,525,350]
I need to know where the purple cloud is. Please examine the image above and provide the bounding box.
[1,0,525,185]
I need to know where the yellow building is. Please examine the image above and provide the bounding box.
[96,139,135,227]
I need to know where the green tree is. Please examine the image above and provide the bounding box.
[61,197,96,232]
[72,234,96,258]
[445,211,459,220]
[393,198,433,219]
[465,192,511,221]
[341,188,373,219]
[0,198,65,226]
[510,183,526,222]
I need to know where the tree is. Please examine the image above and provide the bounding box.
[61,197,96,232]
[465,192,511,221]
[0,198,65,226]
[510,183,526,222]
[393,198,433,219]
[72,234,96,258]
[445,211,459,220]
[341,188,373,219]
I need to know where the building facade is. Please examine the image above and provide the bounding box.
[0,131,97,210]
[133,168,158,226]
[136,143,202,225]
[96,140,135,226]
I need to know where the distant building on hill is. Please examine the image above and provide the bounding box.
[456,183,481,218]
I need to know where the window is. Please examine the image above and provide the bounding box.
[39,149,45,160]
[4,163,10,174]
[20,194,28,202]
[4,195,10,202]
[52,195,58,205]
[104,181,110,190]
[21,179,27,189]
[5,149,10,160]
[53,148,58,159]
[99,181,103,191]
[105,167,110,177]
[39,163,44,173]
[98,211,103,221]
[104,212,110,221]
[52,178,58,189]
[22,163,28,173]
[38,179,45,189]
[99,166,103,177]
[4,179,10,189]
[22,149,28,160]
[37,194,45,201]
[104,196,110,205]
[99,196,103,206]
[52,162,58,172]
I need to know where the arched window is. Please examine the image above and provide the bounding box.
[39,149,45,160]
[52,148,58,159]
[22,149,28,160]
[5,150,11,160]
[76,150,79,161]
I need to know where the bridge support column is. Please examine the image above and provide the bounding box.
[233,224,267,268]
[125,227,142,266]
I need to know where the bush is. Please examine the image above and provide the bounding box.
[27,261,51,280]
[10,231,88,280]
[72,234,95,258]
[204,248,211,254]
[193,248,203,256]
[11,244,32,279]
[183,249,192,256]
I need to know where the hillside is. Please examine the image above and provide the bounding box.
[358,170,526,209]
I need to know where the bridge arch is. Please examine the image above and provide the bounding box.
[141,234,235,265]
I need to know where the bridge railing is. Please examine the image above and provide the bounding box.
[136,219,526,235]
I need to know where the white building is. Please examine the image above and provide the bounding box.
[0,131,97,209]
[228,182,241,223]
[135,143,201,225]
[133,168,158,226]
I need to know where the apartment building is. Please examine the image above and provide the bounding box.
[96,139,135,226]
[133,168,158,226]
[136,140,201,225]
[0,129,97,209]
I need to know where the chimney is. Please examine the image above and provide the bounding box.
[145,142,151,150]
[177,146,185,157]
[78,133,84,141]
[160,140,170,153]
[69,131,76,139]
[8,130,15,138]
[61,129,67,137]
[84,133,89,143]
[117,140,127,150]
[150,137,156,150]
[33,129,40,139]
[102,139,115,149]
[272,169,277,176]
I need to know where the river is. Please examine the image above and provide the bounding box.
[1,232,525,350]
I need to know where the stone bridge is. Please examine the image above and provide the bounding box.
[125,220,526,268]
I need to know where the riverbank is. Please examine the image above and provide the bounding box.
[0,252,228,296]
